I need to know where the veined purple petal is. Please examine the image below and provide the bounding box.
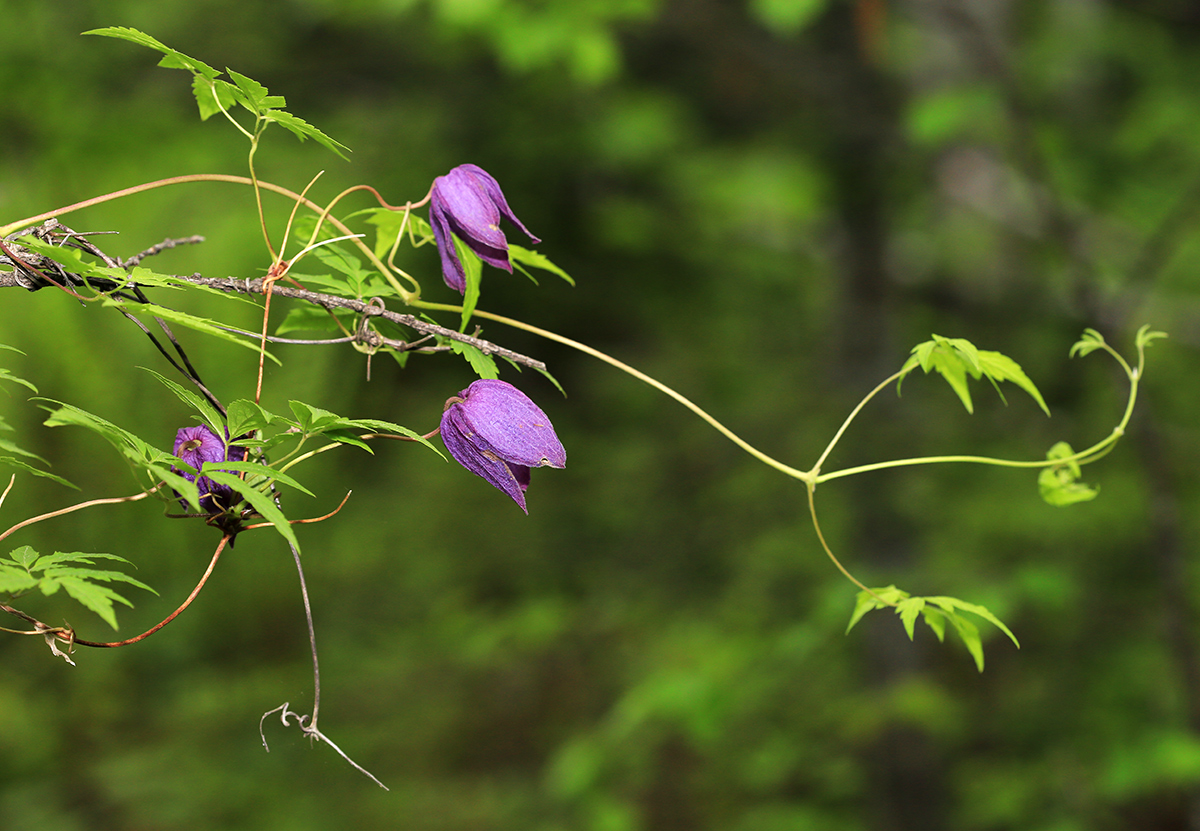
[171,424,247,514]
[439,379,564,513]
[428,164,541,294]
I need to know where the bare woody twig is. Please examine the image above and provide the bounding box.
[0,267,547,372]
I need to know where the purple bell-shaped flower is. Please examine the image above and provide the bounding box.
[440,379,565,513]
[171,424,247,514]
[429,164,540,294]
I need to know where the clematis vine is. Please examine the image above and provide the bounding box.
[429,163,540,294]
[171,424,248,514]
[440,379,565,513]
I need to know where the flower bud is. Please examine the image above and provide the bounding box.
[171,424,247,514]
[429,164,540,294]
[440,379,565,513]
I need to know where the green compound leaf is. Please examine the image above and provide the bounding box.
[84,27,349,159]
[846,584,910,634]
[1038,441,1099,506]
[847,586,1018,672]
[4,548,157,630]
[899,334,1050,416]
[84,27,221,80]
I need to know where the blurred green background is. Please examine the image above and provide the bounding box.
[2,1,1199,828]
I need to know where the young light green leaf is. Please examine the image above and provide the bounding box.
[54,578,134,631]
[1069,328,1107,359]
[0,456,75,488]
[899,335,1048,415]
[1038,441,1099,506]
[925,596,1020,649]
[845,585,909,634]
[976,350,1050,416]
[896,596,925,641]
[921,607,947,642]
[288,400,344,433]
[1135,324,1168,350]
[11,545,39,568]
[226,69,272,112]
[946,612,985,672]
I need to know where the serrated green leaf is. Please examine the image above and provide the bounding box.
[108,300,280,364]
[288,400,342,433]
[55,576,133,630]
[40,400,165,468]
[947,612,985,672]
[261,110,350,160]
[227,399,283,437]
[10,545,39,568]
[33,551,135,568]
[0,456,75,489]
[509,244,575,286]
[921,607,947,642]
[226,68,270,112]
[896,597,925,640]
[846,585,909,634]
[192,75,240,121]
[141,368,224,437]
[204,460,314,497]
[0,367,37,394]
[0,563,38,594]
[319,430,374,453]
[900,335,1047,415]
[83,27,221,80]
[926,596,1020,648]
[40,567,155,595]
[450,340,500,379]
[977,350,1050,416]
[338,418,444,457]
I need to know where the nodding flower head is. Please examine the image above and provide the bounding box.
[439,379,565,513]
[171,424,247,514]
[429,163,540,294]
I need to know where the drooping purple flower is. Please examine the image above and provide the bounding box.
[440,379,565,513]
[171,424,247,514]
[429,164,540,294]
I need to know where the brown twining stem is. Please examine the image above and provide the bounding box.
[0,489,158,545]
[69,534,230,648]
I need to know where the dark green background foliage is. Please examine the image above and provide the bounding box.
[2,1,1198,828]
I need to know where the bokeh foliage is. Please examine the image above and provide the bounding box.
[2,1,1199,829]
